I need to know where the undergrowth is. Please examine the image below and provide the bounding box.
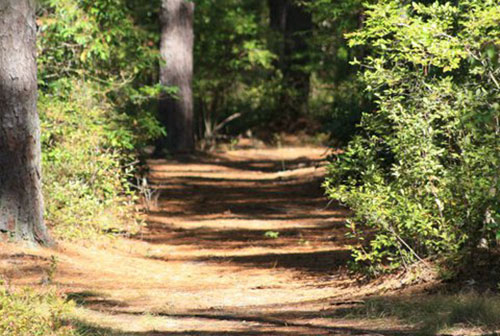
[40,82,146,240]
[342,293,500,335]
[325,0,500,274]
[36,0,164,241]
[0,285,75,336]
[0,284,122,336]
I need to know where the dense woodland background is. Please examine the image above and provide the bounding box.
[34,0,373,243]
[0,0,499,334]
[31,0,499,272]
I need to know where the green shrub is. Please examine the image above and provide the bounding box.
[325,0,500,273]
[36,0,165,240]
[311,78,372,145]
[0,285,75,336]
[40,82,143,240]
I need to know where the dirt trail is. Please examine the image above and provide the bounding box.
[0,147,411,335]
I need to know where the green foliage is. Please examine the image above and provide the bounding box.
[264,231,280,239]
[311,78,371,145]
[325,0,500,273]
[37,0,158,83]
[306,0,365,79]
[193,0,278,139]
[192,0,370,141]
[40,83,143,239]
[0,285,76,336]
[36,0,165,239]
[306,0,373,144]
[37,0,165,148]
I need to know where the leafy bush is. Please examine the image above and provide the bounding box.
[36,0,165,240]
[0,286,75,336]
[312,78,372,145]
[37,0,165,145]
[40,82,145,239]
[37,0,158,84]
[325,0,500,273]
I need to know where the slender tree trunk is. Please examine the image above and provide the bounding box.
[269,0,287,32]
[283,1,312,114]
[0,0,52,245]
[158,0,195,153]
[268,0,312,120]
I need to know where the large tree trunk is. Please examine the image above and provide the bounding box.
[0,0,52,245]
[158,0,195,153]
[268,0,312,121]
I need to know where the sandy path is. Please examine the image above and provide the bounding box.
[0,147,410,335]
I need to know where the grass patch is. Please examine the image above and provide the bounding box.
[0,285,128,336]
[341,293,500,335]
[0,285,75,336]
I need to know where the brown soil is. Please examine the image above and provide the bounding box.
[0,147,442,335]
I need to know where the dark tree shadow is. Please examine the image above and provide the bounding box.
[150,152,325,173]
[193,249,353,275]
[140,218,348,250]
[66,290,128,309]
[70,309,415,336]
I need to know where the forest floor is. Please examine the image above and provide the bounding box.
[0,146,498,335]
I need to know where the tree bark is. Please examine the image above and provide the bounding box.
[269,0,287,32]
[268,0,312,120]
[0,0,52,244]
[158,0,195,153]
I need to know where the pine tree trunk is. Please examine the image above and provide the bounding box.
[158,0,195,153]
[0,0,52,245]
